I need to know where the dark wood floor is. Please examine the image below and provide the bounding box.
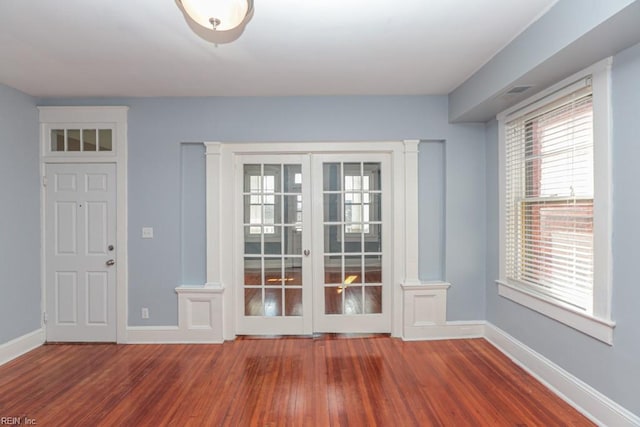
[0,337,593,426]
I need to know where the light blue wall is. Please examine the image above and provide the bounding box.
[419,141,445,281]
[180,143,206,286]
[485,42,640,415]
[417,135,487,320]
[0,84,40,344]
[39,95,487,326]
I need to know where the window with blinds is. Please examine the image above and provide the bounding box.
[504,85,594,313]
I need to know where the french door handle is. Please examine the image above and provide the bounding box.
[106,259,116,266]
[303,250,310,256]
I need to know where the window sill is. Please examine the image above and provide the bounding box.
[496,280,615,345]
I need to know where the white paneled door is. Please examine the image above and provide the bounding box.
[45,163,117,342]
[236,154,391,335]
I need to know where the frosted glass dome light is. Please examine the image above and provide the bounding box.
[179,0,250,31]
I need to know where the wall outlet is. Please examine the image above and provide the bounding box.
[141,227,154,239]
[141,307,149,319]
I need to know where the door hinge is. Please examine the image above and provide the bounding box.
[42,176,48,187]
[43,312,48,325]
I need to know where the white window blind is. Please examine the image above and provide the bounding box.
[504,84,594,313]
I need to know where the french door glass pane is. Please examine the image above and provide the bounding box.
[325,287,343,314]
[324,256,341,284]
[244,257,260,285]
[324,225,341,253]
[284,258,302,286]
[244,226,260,254]
[245,288,262,316]
[322,161,382,315]
[364,255,382,283]
[264,288,282,316]
[264,227,282,255]
[345,286,363,314]
[285,289,302,316]
[365,286,382,314]
[323,194,341,222]
[323,163,341,191]
[283,195,301,224]
[283,165,302,192]
[283,226,301,254]
[264,258,282,285]
[243,163,303,317]
[363,163,381,190]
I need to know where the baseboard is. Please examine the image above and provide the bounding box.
[0,329,45,366]
[485,323,640,427]
[401,321,485,341]
[125,326,224,344]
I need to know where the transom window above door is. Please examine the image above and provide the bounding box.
[49,128,114,153]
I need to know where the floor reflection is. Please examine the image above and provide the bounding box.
[244,271,382,317]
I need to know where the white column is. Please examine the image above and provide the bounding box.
[401,140,450,339]
[403,140,421,286]
[170,141,225,343]
[205,142,222,286]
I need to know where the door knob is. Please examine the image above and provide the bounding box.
[303,250,310,256]
[106,259,115,266]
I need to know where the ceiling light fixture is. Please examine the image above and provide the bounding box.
[178,0,252,32]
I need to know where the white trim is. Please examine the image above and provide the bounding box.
[401,281,451,339]
[125,326,184,344]
[496,59,614,342]
[397,139,422,336]
[400,321,485,341]
[126,284,225,344]
[497,281,615,345]
[0,329,45,366]
[402,140,420,284]
[126,328,224,344]
[591,58,614,321]
[210,140,419,339]
[38,106,129,343]
[485,323,640,427]
[204,142,222,286]
[176,284,224,342]
[497,58,612,121]
[401,282,451,292]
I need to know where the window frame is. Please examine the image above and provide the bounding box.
[496,58,615,345]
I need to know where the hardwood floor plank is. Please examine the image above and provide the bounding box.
[0,337,594,426]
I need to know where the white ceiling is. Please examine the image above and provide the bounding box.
[0,0,557,98]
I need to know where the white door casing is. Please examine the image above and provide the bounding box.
[39,106,128,343]
[45,163,117,342]
[213,141,421,340]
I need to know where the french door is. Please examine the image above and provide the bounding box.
[312,154,391,332]
[236,153,391,335]
[236,155,313,334]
